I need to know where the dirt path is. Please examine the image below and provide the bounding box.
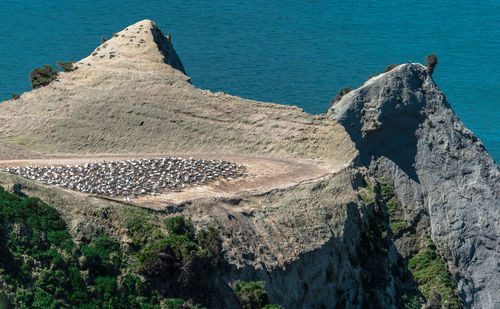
[0,153,332,210]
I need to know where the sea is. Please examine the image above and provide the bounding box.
[0,1,498,161]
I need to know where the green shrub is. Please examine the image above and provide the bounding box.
[425,53,438,75]
[0,292,11,309]
[137,216,222,304]
[330,87,352,108]
[29,65,58,89]
[384,63,398,73]
[197,227,223,263]
[359,180,375,205]
[56,61,77,72]
[81,236,121,277]
[47,229,74,252]
[164,298,186,309]
[390,221,407,235]
[0,188,223,308]
[401,294,421,309]
[11,93,20,100]
[380,182,394,200]
[94,276,117,300]
[379,182,408,235]
[166,216,194,236]
[126,214,163,251]
[407,236,463,307]
[233,281,269,309]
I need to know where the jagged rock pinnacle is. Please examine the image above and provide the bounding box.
[329,63,500,309]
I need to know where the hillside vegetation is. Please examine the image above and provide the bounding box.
[0,186,281,308]
[1,19,497,308]
[0,185,164,308]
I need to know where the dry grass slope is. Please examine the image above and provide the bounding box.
[0,20,356,172]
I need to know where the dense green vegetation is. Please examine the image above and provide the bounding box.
[233,281,268,309]
[233,281,282,309]
[11,94,19,100]
[357,179,424,309]
[0,187,226,308]
[136,216,223,304]
[29,64,58,89]
[408,235,463,308]
[0,186,283,308]
[400,294,421,309]
[375,181,463,308]
[380,181,408,235]
[0,186,161,308]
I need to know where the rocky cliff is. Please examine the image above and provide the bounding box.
[0,20,498,309]
[329,64,500,308]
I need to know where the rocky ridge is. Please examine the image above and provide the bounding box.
[329,64,500,308]
[0,19,498,308]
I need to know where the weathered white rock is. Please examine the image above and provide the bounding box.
[329,63,500,309]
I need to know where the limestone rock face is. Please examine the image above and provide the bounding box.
[329,64,500,308]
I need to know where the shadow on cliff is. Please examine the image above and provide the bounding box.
[150,24,186,74]
[333,65,432,183]
[360,112,422,183]
[221,200,421,309]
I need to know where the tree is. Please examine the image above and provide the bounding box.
[425,54,438,75]
[29,65,58,89]
[234,281,269,309]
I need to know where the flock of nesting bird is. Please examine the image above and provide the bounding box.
[4,157,246,201]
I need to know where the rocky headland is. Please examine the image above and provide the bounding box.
[0,20,498,309]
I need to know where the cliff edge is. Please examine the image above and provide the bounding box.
[329,63,500,308]
[0,20,498,309]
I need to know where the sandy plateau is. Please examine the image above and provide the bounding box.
[0,153,331,210]
[0,19,356,212]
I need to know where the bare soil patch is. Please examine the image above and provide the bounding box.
[0,153,331,211]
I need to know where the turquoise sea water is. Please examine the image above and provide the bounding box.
[0,1,498,161]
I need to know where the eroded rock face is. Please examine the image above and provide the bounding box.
[329,64,500,308]
[2,18,497,308]
[84,19,185,73]
[0,168,405,309]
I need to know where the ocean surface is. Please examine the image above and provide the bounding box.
[0,1,498,161]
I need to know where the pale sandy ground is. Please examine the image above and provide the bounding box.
[0,153,332,210]
[0,20,356,210]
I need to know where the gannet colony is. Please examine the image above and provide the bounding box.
[4,157,246,200]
